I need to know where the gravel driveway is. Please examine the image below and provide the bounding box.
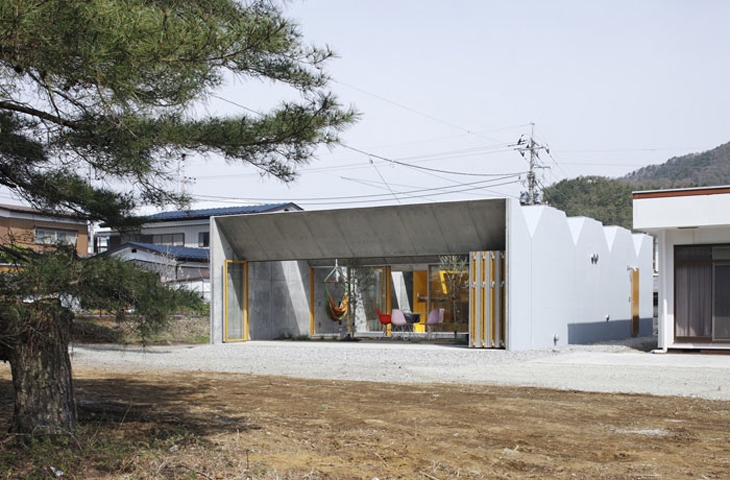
[69,337,730,400]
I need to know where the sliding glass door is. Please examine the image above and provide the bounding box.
[674,245,730,342]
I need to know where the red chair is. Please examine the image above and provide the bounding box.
[376,309,391,327]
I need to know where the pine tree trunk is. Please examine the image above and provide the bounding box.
[6,300,77,435]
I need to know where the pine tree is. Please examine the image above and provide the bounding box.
[0,0,357,435]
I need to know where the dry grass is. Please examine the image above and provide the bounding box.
[3,367,730,479]
[72,314,209,346]
[2,318,728,478]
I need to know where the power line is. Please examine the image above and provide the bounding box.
[333,80,477,136]
[343,144,523,178]
[192,141,520,181]
[368,156,401,204]
[191,175,522,207]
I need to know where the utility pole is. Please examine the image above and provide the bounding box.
[514,123,549,205]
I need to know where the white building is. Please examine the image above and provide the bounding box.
[634,185,730,352]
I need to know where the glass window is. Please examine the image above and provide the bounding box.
[34,228,78,246]
[198,231,210,247]
[152,233,184,246]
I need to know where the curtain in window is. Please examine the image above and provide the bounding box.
[675,260,712,338]
[713,264,730,340]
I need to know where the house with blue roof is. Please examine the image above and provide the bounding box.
[94,202,301,253]
[96,203,302,301]
[106,242,212,300]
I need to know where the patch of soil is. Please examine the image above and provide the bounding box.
[3,366,729,479]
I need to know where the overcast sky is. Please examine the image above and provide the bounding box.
[183,0,730,211]
[10,1,730,212]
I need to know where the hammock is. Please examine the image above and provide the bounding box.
[324,260,348,322]
[326,289,349,321]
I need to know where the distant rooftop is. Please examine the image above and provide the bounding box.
[144,202,301,222]
[0,203,82,220]
[112,242,210,262]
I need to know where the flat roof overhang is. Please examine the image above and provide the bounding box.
[214,198,507,266]
[633,186,730,231]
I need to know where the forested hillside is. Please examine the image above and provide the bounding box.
[542,176,635,230]
[542,141,730,230]
[624,141,730,188]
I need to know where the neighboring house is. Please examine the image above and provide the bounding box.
[94,203,302,253]
[95,203,301,301]
[633,185,730,352]
[209,198,653,350]
[0,204,88,257]
[107,242,211,301]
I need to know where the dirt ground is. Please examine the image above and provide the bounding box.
[4,366,729,479]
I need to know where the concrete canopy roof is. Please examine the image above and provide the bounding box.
[214,199,507,266]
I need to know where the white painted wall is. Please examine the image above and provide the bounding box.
[505,200,532,350]
[140,220,208,248]
[634,192,730,230]
[507,200,653,350]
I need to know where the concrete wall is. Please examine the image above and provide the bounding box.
[210,217,234,343]
[507,200,653,351]
[211,200,653,349]
[247,261,312,340]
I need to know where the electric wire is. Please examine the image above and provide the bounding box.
[198,85,538,206]
[368,156,401,204]
[342,144,523,178]
[333,79,482,137]
[191,174,522,207]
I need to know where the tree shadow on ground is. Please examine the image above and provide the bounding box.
[0,374,262,442]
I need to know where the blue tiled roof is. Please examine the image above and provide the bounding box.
[145,203,300,222]
[123,242,210,262]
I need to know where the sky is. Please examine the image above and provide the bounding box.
[8,1,730,212]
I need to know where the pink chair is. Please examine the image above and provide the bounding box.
[425,308,445,336]
[390,309,410,333]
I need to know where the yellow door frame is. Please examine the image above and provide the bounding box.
[385,265,392,336]
[630,267,640,336]
[309,268,315,335]
[224,260,248,342]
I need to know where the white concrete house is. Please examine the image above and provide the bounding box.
[210,198,653,351]
[634,185,730,352]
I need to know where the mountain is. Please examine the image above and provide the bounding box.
[542,176,635,230]
[623,141,730,188]
[542,141,730,230]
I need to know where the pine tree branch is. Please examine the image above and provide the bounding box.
[0,101,80,129]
